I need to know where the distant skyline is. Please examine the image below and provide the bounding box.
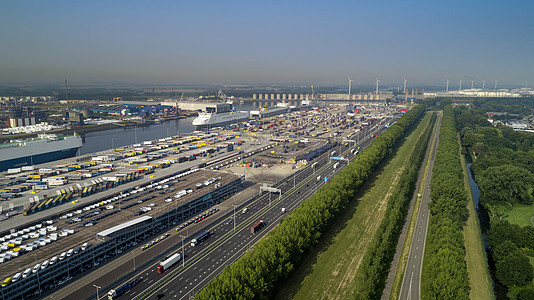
[1,1,533,87]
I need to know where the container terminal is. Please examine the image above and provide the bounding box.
[0,104,401,299]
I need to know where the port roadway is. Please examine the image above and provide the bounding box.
[107,119,392,300]
[398,111,442,300]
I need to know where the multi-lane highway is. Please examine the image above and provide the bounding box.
[117,120,392,300]
[399,112,442,300]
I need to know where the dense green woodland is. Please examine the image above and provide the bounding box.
[421,105,470,299]
[195,105,426,299]
[455,100,534,299]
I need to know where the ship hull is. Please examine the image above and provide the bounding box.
[192,111,250,128]
[0,147,80,172]
[193,116,249,128]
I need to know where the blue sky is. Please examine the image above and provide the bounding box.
[1,1,532,87]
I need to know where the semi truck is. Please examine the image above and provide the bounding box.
[190,231,210,247]
[156,253,182,274]
[108,277,142,299]
[251,220,264,233]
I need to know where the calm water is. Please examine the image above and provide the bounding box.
[79,117,197,155]
[466,163,481,208]
[79,102,259,155]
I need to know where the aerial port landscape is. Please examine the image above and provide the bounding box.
[1,1,534,300]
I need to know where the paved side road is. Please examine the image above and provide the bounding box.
[398,112,442,300]
[380,112,441,300]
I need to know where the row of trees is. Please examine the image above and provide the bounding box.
[422,105,470,299]
[454,105,534,298]
[354,113,436,299]
[195,105,426,299]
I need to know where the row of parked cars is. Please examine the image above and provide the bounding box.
[175,208,219,232]
[140,233,170,251]
[2,242,90,288]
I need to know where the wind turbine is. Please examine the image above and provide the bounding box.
[347,76,353,99]
[375,77,380,94]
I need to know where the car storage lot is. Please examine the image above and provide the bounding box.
[0,169,239,283]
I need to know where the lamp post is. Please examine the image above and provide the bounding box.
[180,235,186,267]
[93,284,101,300]
[232,204,238,231]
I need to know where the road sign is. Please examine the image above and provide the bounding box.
[325,176,328,182]
[331,156,345,161]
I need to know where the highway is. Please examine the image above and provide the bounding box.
[117,119,392,300]
[399,112,442,300]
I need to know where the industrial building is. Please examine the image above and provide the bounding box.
[0,169,243,300]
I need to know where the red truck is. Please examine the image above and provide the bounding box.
[251,220,264,233]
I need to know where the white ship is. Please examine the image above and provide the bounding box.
[0,134,83,172]
[192,111,250,127]
[250,106,290,118]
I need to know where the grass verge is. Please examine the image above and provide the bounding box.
[504,204,534,227]
[274,113,432,300]
[460,142,494,300]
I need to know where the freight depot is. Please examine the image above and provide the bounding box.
[0,168,243,300]
[0,133,260,228]
[0,131,244,216]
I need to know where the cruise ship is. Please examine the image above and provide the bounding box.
[192,111,251,128]
[0,134,83,172]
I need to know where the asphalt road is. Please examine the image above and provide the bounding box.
[46,117,390,300]
[399,112,442,300]
[120,120,392,300]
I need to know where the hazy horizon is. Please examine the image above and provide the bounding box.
[1,1,533,87]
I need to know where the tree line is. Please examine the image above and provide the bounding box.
[354,112,436,299]
[455,104,534,298]
[195,105,426,299]
[422,105,470,299]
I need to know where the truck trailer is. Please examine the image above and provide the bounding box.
[190,231,210,247]
[108,277,142,299]
[156,253,181,274]
[251,220,264,233]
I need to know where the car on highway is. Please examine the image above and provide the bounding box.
[226,219,233,225]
